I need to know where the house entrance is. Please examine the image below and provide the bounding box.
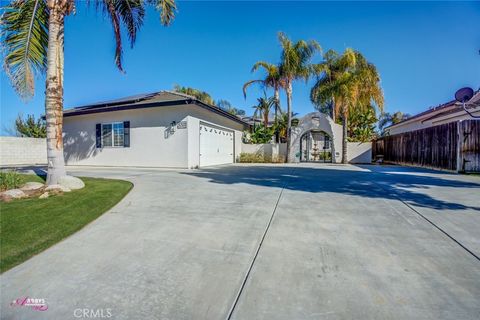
[300,130,332,163]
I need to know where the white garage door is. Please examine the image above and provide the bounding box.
[199,123,234,167]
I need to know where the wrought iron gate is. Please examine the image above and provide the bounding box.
[300,131,332,163]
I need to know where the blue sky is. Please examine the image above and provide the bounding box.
[1,1,479,134]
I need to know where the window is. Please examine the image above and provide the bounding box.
[102,122,124,147]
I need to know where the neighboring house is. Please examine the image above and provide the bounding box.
[385,89,480,135]
[63,91,249,168]
[240,116,275,127]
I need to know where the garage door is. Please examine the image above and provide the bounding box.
[199,123,234,167]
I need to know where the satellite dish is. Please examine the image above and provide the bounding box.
[454,87,474,103]
[455,86,480,119]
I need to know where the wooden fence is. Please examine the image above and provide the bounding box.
[459,120,480,172]
[372,120,480,172]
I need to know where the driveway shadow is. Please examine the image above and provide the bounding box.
[182,165,480,212]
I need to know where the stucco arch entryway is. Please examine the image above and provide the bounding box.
[289,112,343,163]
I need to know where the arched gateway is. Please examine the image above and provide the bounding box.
[300,130,332,162]
[289,112,343,163]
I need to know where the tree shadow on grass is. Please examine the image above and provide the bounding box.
[182,164,480,212]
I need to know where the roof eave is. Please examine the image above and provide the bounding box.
[63,98,249,127]
[385,100,457,129]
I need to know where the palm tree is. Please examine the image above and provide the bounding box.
[253,95,276,127]
[1,0,176,185]
[278,32,321,162]
[243,61,285,141]
[274,111,299,142]
[311,49,384,163]
[311,49,352,121]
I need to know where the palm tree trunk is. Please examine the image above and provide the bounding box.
[331,97,336,121]
[341,113,348,164]
[285,81,292,163]
[45,1,67,185]
[274,88,280,143]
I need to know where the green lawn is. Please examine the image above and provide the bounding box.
[0,175,132,273]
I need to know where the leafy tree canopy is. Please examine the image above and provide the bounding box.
[217,99,246,116]
[173,85,215,105]
[15,114,46,138]
[347,106,378,142]
[378,111,411,135]
[174,85,245,116]
[245,125,274,144]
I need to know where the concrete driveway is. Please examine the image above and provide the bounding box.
[1,164,479,320]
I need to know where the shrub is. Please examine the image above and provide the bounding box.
[249,125,274,144]
[239,153,267,163]
[271,154,286,163]
[0,171,22,191]
[238,153,285,163]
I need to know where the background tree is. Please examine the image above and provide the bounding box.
[1,0,176,185]
[274,111,299,143]
[378,111,411,135]
[243,61,285,140]
[278,32,321,161]
[216,99,245,116]
[173,85,215,105]
[15,114,47,138]
[252,95,276,127]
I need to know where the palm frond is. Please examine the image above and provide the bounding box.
[278,32,320,82]
[103,0,124,71]
[99,0,145,72]
[251,61,274,73]
[97,0,172,72]
[148,0,176,26]
[1,0,49,100]
[242,79,264,98]
[114,0,145,48]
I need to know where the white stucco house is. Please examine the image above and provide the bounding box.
[63,91,249,168]
[385,89,480,135]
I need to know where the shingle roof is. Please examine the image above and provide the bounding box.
[63,91,249,126]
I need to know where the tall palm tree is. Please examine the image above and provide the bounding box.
[1,0,176,185]
[311,48,384,163]
[253,95,276,127]
[311,49,352,121]
[243,61,285,141]
[278,32,321,162]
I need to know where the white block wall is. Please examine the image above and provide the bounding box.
[241,142,371,163]
[0,137,47,166]
[241,143,287,160]
[347,142,372,163]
